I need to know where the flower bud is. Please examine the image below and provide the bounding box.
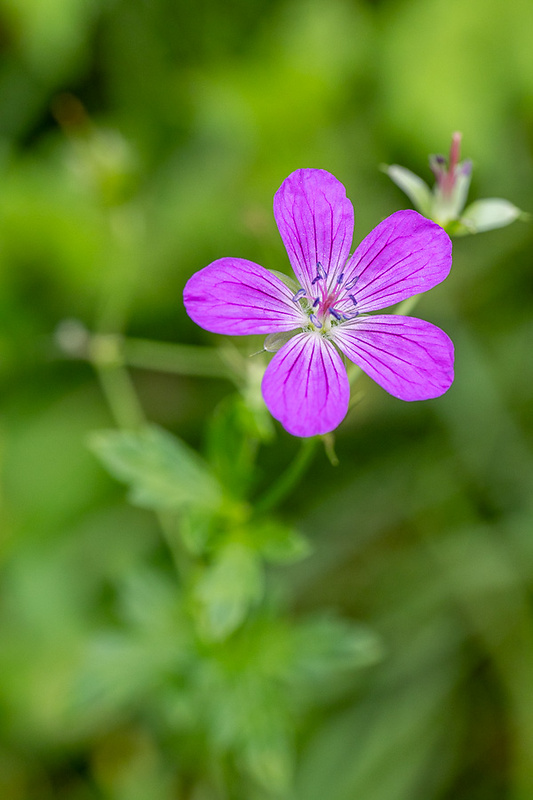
[383,132,526,236]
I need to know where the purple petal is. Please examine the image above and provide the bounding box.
[274,169,354,296]
[331,315,454,400]
[339,210,452,314]
[262,332,350,437]
[183,258,306,335]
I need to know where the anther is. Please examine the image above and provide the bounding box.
[316,262,327,280]
[309,313,322,329]
[329,308,342,321]
[336,272,345,285]
[343,276,359,290]
[291,288,306,303]
[348,294,358,306]
[312,297,320,308]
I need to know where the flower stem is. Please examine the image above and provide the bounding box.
[91,339,145,430]
[254,437,318,513]
[123,336,237,381]
[90,338,189,579]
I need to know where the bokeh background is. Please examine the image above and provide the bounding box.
[1,0,533,798]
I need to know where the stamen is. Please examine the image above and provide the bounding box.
[316,262,327,280]
[312,297,320,308]
[329,308,342,321]
[348,294,358,306]
[291,288,306,303]
[342,311,359,320]
[312,263,327,285]
[343,276,359,290]
[309,313,322,329]
[336,272,345,285]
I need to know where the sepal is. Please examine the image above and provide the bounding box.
[384,132,526,236]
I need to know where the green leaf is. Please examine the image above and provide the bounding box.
[291,615,383,681]
[89,424,221,513]
[69,632,182,728]
[194,542,263,641]
[252,519,312,564]
[179,509,215,556]
[207,394,261,499]
[241,717,293,795]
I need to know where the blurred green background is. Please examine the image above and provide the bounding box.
[1,0,533,798]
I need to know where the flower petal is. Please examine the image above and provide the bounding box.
[183,258,307,335]
[340,210,452,314]
[273,169,354,296]
[262,332,350,437]
[331,315,454,400]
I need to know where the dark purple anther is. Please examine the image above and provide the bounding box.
[343,276,359,290]
[316,262,327,280]
[292,288,306,303]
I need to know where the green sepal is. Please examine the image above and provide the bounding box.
[381,164,432,216]
[458,197,528,234]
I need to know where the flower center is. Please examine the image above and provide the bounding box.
[291,262,360,332]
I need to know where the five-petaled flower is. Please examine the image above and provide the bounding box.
[183,169,454,437]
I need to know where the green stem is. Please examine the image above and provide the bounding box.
[89,332,145,429]
[95,364,146,430]
[90,342,189,579]
[123,337,236,381]
[254,438,318,514]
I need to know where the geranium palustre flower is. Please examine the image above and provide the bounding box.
[184,169,454,437]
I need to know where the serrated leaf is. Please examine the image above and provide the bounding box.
[89,425,221,512]
[194,542,263,641]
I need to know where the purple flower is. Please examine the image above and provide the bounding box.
[184,169,454,438]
